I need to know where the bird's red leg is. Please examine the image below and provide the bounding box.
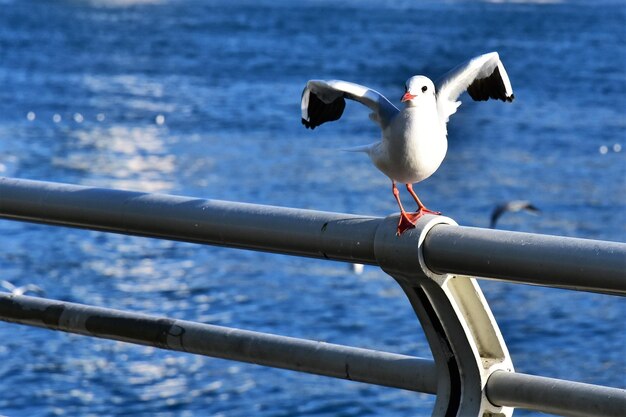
[392,181,418,235]
[406,183,441,215]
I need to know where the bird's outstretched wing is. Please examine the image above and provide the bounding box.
[435,52,514,123]
[490,200,540,229]
[301,80,399,129]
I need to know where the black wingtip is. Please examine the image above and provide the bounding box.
[468,66,515,103]
[526,203,540,213]
[301,118,315,130]
[301,92,346,130]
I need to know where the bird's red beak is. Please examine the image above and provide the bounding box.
[401,92,416,102]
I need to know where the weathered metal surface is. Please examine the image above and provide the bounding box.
[0,177,380,265]
[423,225,626,296]
[0,292,438,394]
[486,370,626,417]
[1,177,624,295]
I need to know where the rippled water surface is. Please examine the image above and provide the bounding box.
[0,1,624,416]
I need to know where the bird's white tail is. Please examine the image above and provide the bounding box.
[340,143,376,153]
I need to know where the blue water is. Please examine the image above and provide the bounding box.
[0,0,624,416]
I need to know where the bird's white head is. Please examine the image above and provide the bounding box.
[401,76,435,107]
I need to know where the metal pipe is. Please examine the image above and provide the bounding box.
[0,292,438,394]
[1,177,625,295]
[423,225,626,296]
[486,370,626,417]
[2,292,623,417]
[0,177,380,265]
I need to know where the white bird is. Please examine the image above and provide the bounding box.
[301,52,514,234]
[1,280,45,296]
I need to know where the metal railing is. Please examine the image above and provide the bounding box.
[1,177,625,417]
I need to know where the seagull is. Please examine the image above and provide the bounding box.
[301,52,514,234]
[1,280,45,296]
[490,200,540,229]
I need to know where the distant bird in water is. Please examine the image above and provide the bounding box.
[1,280,45,296]
[301,52,514,235]
[490,200,540,229]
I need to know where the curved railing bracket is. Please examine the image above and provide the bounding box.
[375,214,514,417]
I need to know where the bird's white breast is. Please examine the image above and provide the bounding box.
[370,104,448,184]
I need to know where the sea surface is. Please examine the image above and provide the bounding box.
[0,1,624,416]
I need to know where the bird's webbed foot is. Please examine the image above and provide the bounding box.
[396,212,420,235]
[396,209,442,236]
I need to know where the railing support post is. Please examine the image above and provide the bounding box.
[374,215,514,417]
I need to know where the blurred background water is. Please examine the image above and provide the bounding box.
[0,0,624,416]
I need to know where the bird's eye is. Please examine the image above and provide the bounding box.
[421,86,428,92]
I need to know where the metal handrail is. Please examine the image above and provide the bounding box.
[0,293,623,417]
[1,176,625,417]
[1,177,624,295]
[486,371,626,417]
[0,292,437,394]
[424,226,626,295]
